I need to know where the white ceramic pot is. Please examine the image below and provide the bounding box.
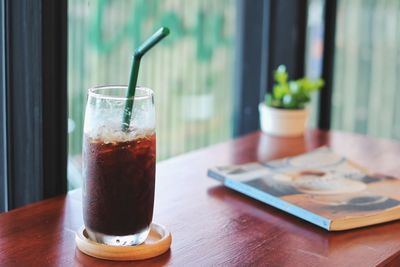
[258,103,308,137]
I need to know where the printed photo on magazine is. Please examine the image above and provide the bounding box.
[208,147,400,231]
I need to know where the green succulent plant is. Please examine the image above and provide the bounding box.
[265,65,324,109]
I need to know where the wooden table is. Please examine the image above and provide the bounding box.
[1,129,400,266]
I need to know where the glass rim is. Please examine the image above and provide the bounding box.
[88,85,153,101]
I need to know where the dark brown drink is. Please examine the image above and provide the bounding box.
[83,133,156,237]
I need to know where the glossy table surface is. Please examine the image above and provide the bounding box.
[1,129,400,266]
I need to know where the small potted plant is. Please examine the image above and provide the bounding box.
[259,65,324,136]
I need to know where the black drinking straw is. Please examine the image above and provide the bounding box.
[122,27,170,131]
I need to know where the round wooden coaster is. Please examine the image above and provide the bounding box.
[75,223,172,261]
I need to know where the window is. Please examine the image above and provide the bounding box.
[306,0,400,137]
[67,0,237,188]
[1,0,310,209]
[331,0,400,138]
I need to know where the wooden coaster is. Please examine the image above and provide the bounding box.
[75,223,172,261]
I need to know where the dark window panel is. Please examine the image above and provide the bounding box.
[3,0,67,210]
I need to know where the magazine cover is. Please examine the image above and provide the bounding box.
[208,147,400,230]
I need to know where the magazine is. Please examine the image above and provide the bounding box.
[208,147,400,231]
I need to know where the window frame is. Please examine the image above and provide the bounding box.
[0,0,7,211]
[318,0,337,129]
[0,0,67,211]
[234,0,309,136]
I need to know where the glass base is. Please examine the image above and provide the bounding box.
[86,227,150,246]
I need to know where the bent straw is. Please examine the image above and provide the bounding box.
[122,27,170,131]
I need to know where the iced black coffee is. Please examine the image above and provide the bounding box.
[82,86,156,246]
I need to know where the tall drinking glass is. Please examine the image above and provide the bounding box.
[82,85,156,246]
